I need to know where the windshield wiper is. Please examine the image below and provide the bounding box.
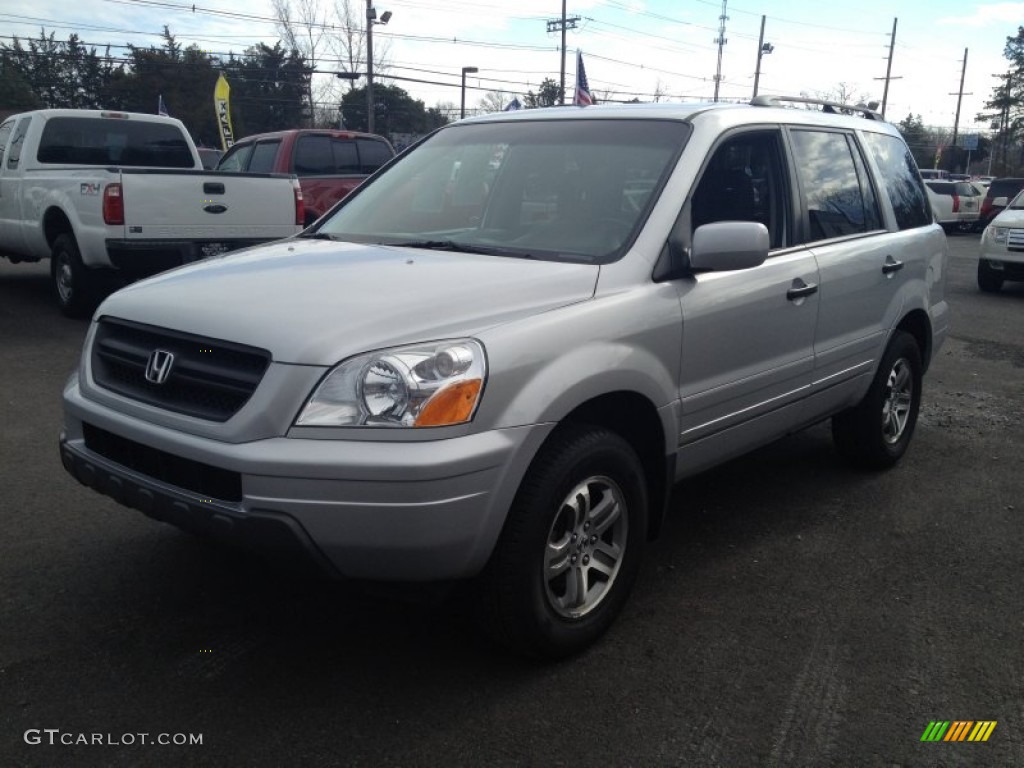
[297,231,339,240]
[380,239,528,257]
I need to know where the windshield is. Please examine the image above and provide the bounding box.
[315,118,689,264]
[1010,190,1024,209]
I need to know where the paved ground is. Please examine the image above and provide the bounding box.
[1,234,1021,767]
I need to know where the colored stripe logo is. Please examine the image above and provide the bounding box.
[921,721,997,742]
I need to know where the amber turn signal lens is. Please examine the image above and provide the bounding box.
[414,379,483,427]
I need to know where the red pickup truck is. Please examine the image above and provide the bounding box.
[216,129,395,226]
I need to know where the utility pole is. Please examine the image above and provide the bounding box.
[950,48,971,151]
[366,0,375,133]
[546,2,579,105]
[874,17,898,118]
[712,0,728,102]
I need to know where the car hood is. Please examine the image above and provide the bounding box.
[990,207,1024,227]
[97,239,600,364]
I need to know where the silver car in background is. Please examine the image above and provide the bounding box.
[61,98,949,658]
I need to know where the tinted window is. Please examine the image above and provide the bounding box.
[861,132,931,231]
[294,135,333,174]
[988,179,1024,199]
[690,130,789,249]
[216,143,252,172]
[333,140,359,173]
[7,117,32,169]
[37,116,194,167]
[926,182,956,195]
[790,129,882,241]
[248,140,281,173]
[356,138,393,173]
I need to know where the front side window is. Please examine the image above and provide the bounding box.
[790,129,882,242]
[861,131,931,231]
[317,119,690,264]
[247,140,281,173]
[689,130,789,249]
[216,143,252,172]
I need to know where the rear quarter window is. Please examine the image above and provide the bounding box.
[861,132,931,231]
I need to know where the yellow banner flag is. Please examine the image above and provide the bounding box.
[214,73,235,152]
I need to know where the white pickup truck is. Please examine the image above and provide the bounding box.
[0,109,304,315]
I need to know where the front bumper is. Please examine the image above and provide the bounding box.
[61,377,552,581]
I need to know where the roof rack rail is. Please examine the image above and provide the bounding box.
[749,94,883,121]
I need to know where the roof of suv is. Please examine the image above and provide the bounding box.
[986,178,1024,197]
[459,98,899,137]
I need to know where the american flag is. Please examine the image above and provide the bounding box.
[573,50,594,106]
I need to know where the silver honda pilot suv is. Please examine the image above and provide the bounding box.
[61,97,950,658]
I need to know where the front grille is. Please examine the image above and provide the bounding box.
[1007,228,1024,251]
[83,423,243,502]
[91,318,271,422]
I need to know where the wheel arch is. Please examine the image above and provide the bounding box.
[43,206,75,249]
[557,390,674,541]
[895,308,933,372]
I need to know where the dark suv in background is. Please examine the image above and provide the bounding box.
[979,177,1024,229]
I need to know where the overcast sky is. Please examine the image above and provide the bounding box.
[2,0,1022,131]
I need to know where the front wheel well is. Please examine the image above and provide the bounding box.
[557,391,670,540]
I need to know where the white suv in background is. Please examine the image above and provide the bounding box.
[924,179,981,232]
[978,189,1024,292]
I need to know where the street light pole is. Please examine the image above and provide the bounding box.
[461,66,478,119]
[752,15,773,98]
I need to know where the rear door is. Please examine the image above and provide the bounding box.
[797,128,932,413]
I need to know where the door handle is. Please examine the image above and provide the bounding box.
[786,279,818,301]
[882,256,904,274]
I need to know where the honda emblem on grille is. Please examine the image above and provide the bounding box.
[144,349,175,385]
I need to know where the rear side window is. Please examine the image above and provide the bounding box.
[247,140,281,173]
[37,116,194,167]
[927,182,956,195]
[293,135,394,176]
[6,117,32,169]
[0,120,14,166]
[789,129,882,241]
[861,132,931,231]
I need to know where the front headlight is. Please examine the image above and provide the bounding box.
[990,226,1008,244]
[295,339,486,428]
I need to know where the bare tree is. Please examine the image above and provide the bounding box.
[272,0,328,126]
[478,90,514,113]
[273,0,392,127]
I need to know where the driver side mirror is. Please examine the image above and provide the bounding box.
[689,221,769,271]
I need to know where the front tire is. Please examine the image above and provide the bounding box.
[51,233,98,318]
[977,260,1003,293]
[476,425,648,659]
[832,330,922,470]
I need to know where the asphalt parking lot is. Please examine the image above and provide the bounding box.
[1,233,1022,767]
